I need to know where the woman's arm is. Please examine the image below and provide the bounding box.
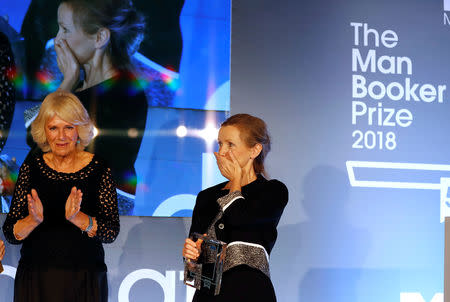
[93,166,120,243]
[2,162,39,244]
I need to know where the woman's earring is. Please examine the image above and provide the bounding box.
[76,138,80,144]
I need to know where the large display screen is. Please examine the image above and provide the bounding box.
[0,0,231,216]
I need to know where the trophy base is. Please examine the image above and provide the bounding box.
[184,233,227,295]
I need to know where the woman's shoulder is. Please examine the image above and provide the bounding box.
[89,153,111,170]
[250,176,289,204]
[255,176,288,192]
[22,148,43,168]
[266,178,288,193]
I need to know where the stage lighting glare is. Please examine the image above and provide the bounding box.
[176,125,187,137]
[200,124,218,143]
[127,128,139,138]
[93,127,99,138]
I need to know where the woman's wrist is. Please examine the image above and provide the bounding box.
[59,76,78,91]
[229,178,242,192]
[13,216,40,240]
[86,217,97,237]
[67,211,85,229]
[27,213,42,226]
[70,212,97,237]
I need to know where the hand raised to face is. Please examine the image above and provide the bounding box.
[214,150,244,183]
[54,38,80,91]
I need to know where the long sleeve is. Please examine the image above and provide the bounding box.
[95,166,120,243]
[189,191,205,236]
[2,162,31,244]
[188,186,223,236]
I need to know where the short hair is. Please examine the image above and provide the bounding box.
[63,0,145,72]
[31,90,94,152]
[221,113,271,176]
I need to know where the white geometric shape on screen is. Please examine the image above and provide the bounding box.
[346,161,450,190]
[202,153,226,190]
[204,81,230,111]
[445,0,450,11]
[0,265,17,279]
[152,194,196,217]
[133,52,179,79]
[346,161,450,223]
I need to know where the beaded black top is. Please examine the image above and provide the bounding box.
[2,153,120,270]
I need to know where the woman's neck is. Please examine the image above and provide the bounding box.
[224,168,257,190]
[240,168,257,187]
[45,151,79,173]
[81,55,118,90]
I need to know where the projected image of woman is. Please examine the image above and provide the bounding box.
[182,114,289,302]
[54,0,147,214]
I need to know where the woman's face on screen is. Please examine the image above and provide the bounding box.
[56,3,96,64]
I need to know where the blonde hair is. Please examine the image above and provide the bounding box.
[31,90,94,152]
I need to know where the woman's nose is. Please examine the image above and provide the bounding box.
[57,129,65,139]
[55,32,63,44]
[219,146,227,156]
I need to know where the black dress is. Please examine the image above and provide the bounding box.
[189,175,288,302]
[2,152,120,302]
[74,73,148,196]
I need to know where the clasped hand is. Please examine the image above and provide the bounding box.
[182,237,204,262]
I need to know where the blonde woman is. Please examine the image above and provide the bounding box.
[3,91,119,302]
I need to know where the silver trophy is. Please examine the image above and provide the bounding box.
[184,233,227,295]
